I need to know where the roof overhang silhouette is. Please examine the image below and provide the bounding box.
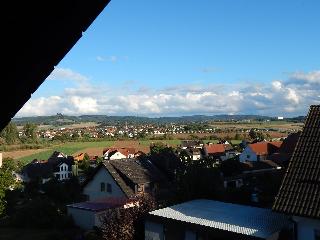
[1,0,110,130]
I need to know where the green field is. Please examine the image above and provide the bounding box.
[18,141,114,164]
[16,139,242,165]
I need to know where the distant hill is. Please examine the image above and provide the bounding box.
[12,113,306,126]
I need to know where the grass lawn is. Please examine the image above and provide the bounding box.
[18,141,114,165]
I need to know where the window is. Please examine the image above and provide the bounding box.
[315,229,320,240]
[247,155,250,159]
[107,183,112,193]
[60,166,63,171]
[100,182,105,192]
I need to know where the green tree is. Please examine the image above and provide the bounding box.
[100,195,156,240]
[249,128,257,140]
[0,158,20,216]
[0,122,19,144]
[23,122,38,142]
[79,153,95,177]
[234,133,242,140]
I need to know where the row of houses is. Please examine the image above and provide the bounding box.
[178,133,299,169]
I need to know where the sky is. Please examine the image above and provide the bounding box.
[16,0,320,118]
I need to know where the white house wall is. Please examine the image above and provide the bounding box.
[83,167,126,201]
[67,207,95,230]
[54,162,72,180]
[293,216,320,240]
[239,147,257,162]
[110,152,127,160]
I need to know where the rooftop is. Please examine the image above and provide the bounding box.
[67,197,133,212]
[273,105,320,219]
[149,199,290,239]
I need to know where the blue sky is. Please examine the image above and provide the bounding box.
[17,0,320,117]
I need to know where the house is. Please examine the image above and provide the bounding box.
[268,132,300,167]
[204,143,236,161]
[103,147,135,160]
[180,140,204,149]
[82,158,168,201]
[188,148,201,160]
[221,157,282,197]
[145,199,292,240]
[273,105,320,240]
[178,148,202,161]
[22,151,75,183]
[67,197,137,230]
[239,142,282,162]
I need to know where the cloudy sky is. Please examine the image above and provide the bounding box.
[16,0,320,117]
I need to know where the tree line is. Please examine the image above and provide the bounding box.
[0,121,38,144]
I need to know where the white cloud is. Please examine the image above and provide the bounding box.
[288,70,320,85]
[15,69,320,117]
[286,88,299,104]
[96,56,105,62]
[96,55,119,62]
[47,67,88,83]
[69,96,99,114]
[272,81,282,90]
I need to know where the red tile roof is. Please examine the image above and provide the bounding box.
[249,142,282,155]
[205,143,233,154]
[103,147,136,157]
[205,144,229,154]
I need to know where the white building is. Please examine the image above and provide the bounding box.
[82,163,130,201]
[239,142,282,162]
[145,199,292,240]
[67,197,137,230]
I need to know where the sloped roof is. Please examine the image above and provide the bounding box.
[149,199,290,239]
[110,158,166,185]
[242,160,281,172]
[82,158,167,198]
[103,147,136,157]
[205,144,226,154]
[273,105,320,219]
[249,142,282,155]
[181,140,204,148]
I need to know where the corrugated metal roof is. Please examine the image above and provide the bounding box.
[149,199,290,239]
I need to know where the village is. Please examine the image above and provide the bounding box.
[1,105,317,240]
[1,1,320,239]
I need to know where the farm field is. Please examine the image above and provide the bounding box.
[17,141,114,164]
[209,121,303,130]
[5,138,258,165]
[14,140,183,164]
